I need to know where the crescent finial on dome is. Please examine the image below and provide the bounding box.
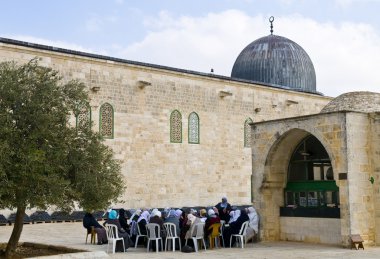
[269,16,274,35]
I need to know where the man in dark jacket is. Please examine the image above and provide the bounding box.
[215,197,232,222]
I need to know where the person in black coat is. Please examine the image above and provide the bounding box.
[83,212,107,245]
[223,209,249,247]
[118,209,130,234]
[215,197,232,222]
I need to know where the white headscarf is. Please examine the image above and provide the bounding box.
[151,210,161,218]
[175,209,183,218]
[229,210,240,223]
[247,207,259,233]
[208,209,216,217]
[167,209,176,218]
[228,211,235,223]
[130,209,142,221]
[190,208,197,215]
[151,208,158,216]
[137,211,150,223]
[187,214,197,225]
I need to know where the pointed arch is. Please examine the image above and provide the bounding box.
[188,112,200,144]
[244,117,253,147]
[99,103,114,139]
[170,110,182,143]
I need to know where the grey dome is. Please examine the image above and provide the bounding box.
[321,91,380,113]
[231,35,316,93]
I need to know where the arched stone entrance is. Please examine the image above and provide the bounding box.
[252,127,343,244]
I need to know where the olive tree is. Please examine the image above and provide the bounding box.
[0,59,124,257]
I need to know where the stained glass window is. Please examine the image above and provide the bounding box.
[170,110,182,143]
[244,118,253,148]
[188,112,199,144]
[99,103,114,138]
[76,103,91,129]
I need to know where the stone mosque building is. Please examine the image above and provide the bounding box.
[0,19,379,247]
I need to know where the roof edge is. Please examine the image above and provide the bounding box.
[0,37,322,96]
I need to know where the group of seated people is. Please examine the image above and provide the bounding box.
[83,197,259,252]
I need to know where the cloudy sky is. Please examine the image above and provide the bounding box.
[1,0,379,97]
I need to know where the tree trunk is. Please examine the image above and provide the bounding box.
[5,206,26,258]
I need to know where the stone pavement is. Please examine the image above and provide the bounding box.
[1,222,380,258]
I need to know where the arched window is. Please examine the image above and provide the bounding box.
[170,110,182,143]
[188,112,199,144]
[75,103,91,129]
[283,135,339,218]
[244,118,253,147]
[99,103,114,139]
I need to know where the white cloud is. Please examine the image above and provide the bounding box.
[334,0,380,8]
[120,10,380,97]
[85,15,118,32]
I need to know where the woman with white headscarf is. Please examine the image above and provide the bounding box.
[204,209,221,240]
[137,211,150,236]
[149,210,166,243]
[165,209,180,236]
[246,207,259,242]
[184,213,201,240]
[129,209,142,243]
[228,209,240,224]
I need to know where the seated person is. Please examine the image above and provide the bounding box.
[118,209,130,234]
[129,209,142,243]
[105,210,133,251]
[204,209,221,239]
[246,207,259,242]
[149,210,166,238]
[137,211,150,235]
[223,209,249,247]
[199,209,207,223]
[148,210,166,251]
[83,212,107,245]
[228,209,240,224]
[164,209,180,237]
[184,214,201,240]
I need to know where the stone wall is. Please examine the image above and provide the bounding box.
[345,113,376,245]
[0,40,331,209]
[369,113,380,245]
[280,217,341,244]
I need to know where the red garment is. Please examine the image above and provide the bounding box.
[205,216,221,237]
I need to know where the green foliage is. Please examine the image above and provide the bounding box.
[0,59,124,212]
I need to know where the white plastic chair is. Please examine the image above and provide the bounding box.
[219,220,225,247]
[146,223,163,253]
[105,224,125,254]
[185,222,206,252]
[163,222,181,251]
[134,222,148,248]
[230,221,249,248]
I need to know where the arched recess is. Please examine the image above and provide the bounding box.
[254,128,339,241]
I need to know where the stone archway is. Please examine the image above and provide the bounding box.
[252,123,346,244]
[253,128,310,241]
